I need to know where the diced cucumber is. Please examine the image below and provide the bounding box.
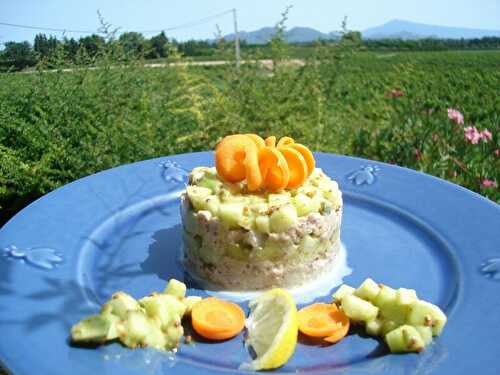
[71,314,112,343]
[186,186,213,211]
[118,311,153,349]
[385,325,425,353]
[160,294,188,318]
[251,203,270,215]
[103,291,140,319]
[366,318,384,336]
[257,239,286,261]
[100,305,121,340]
[332,284,355,304]
[373,285,397,308]
[380,303,408,326]
[218,202,245,228]
[165,279,187,299]
[197,177,223,194]
[407,300,447,336]
[255,215,271,233]
[341,294,379,322]
[205,196,221,216]
[142,325,167,350]
[183,296,202,317]
[292,194,320,216]
[415,325,433,346]
[268,193,291,207]
[269,204,298,232]
[396,288,418,306]
[354,278,381,302]
[299,235,321,256]
[139,295,175,330]
[381,320,398,335]
[225,243,250,261]
[165,319,184,350]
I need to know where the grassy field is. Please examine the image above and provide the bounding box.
[1,46,499,225]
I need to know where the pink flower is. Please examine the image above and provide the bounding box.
[495,149,500,157]
[482,179,498,188]
[452,171,458,178]
[448,108,464,125]
[480,129,492,142]
[464,126,481,144]
[388,89,405,98]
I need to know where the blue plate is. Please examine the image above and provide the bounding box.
[0,152,499,375]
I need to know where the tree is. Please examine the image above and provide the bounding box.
[341,31,362,45]
[118,32,147,57]
[147,31,169,58]
[0,41,37,70]
[33,34,60,58]
[79,34,105,57]
[63,37,79,61]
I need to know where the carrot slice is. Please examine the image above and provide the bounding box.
[259,146,290,192]
[278,147,308,189]
[191,297,245,341]
[298,303,344,338]
[265,136,276,148]
[245,134,266,150]
[277,136,295,148]
[289,143,315,177]
[323,312,350,344]
[215,135,262,190]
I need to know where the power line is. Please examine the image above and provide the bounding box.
[0,22,96,34]
[0,10,234,36]
[140,9,233,34]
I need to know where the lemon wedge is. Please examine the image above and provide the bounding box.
[241,288,298,371]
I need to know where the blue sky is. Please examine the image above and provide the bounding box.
[1,0,499,43]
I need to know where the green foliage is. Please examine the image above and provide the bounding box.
[0,26,498,224]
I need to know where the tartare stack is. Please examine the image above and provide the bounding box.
[180,134,343,290]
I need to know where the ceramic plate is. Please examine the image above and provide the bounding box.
[0,152,499,375]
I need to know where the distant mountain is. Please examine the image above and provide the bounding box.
[220,20,500,44]
[362,19,500,40]
[224,26,337,44]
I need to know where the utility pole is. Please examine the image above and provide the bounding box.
[232,8,241,68]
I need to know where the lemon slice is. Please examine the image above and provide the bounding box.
[241,288,298,371]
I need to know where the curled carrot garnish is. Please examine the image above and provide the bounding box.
[215,134,315,192]
[259,146,290,192]
[278,147,308,189]
[215,135,262,191]
[265,136,277,148]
